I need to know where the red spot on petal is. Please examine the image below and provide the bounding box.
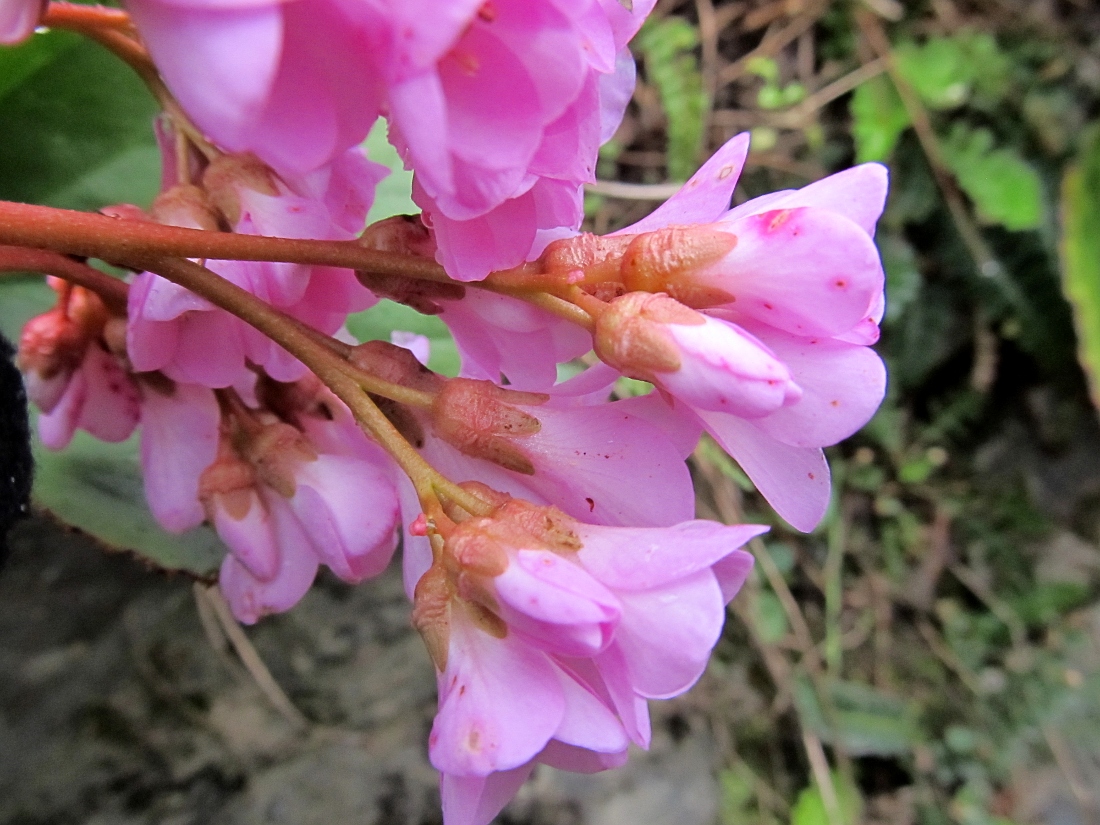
[767,210,792,231]
[719,165,735,179]
[808,472,816,480]
[585,497,595,512]
[830,400,840,407]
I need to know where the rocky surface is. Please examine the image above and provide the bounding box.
[0,516,725,825]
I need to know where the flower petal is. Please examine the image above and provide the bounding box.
[697,410,830,532]
[620,133,749,233]
[430,611,565,775]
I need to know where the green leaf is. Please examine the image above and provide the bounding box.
[942,125,1043,231]
[1060,124,1100,411]
[32,429,225,576]
[0,277,224,576]
[345,300,460,377]
[0,28,81,104]
[894,37,973,110]
[850,75,911,163]
[791,771,862,825]
[0,31,161,210]
[637,17,709,181]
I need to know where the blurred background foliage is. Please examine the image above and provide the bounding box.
[3,0,1100,823]
[601,1,1100,823]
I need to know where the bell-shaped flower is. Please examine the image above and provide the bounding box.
[412,498,762,825]
[126,150,377,389]
[556,132,889,530]
[19,284,140,450]
[124,0,385,176]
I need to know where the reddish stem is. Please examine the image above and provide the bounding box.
[0,244,128,312]
[43,2,134,32]
[0,200,451,284]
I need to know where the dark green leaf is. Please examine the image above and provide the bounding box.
[0,32,161,210]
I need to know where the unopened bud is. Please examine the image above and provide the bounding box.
[17,308,87,382]
[201,153,279,227]
[594,292,703,378]
[431,379,547,475]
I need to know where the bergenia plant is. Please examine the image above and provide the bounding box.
[0,3,887,824]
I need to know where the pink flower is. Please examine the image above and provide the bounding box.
[0,0,42,44]
[18,283,140,450]
[201,416,401,623]
[124,0,655,281]
[127,150,378,388]
[412,499,762,825]
[124,0,385,176]
[139,378,220,533]
[558,133,888,530]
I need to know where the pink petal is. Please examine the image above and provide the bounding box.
[290,454,399,583]
[551,664,630,753]
[575,522,764,591]
[140,380,219,533]
[76,345,141,443]
[608,392,703,458]
[612,569,725,699]
[598,48,636,143]
[421,180,538,281]
[38,367,87,450]
[440,763,535,825]
[697,410,830,532]
[620,133,750,233]
[762,163,889,236]
[709,207,885,337]
[711,551,755,603]
[218,530,318,626]
[592,644,652,747]
[523,402,695,527]
[1,0,41,44]
[127,2,284,150]
[390,73,455,198]
[663,317,801,418]
[539,740,628,773]
[430,612,565,775]
[744,325,887,448]
[494,549,620,657]
[212,490,279,581]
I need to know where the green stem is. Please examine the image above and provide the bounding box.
[138,255,489,515]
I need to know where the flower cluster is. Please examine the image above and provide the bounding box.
[6,3,889,824]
